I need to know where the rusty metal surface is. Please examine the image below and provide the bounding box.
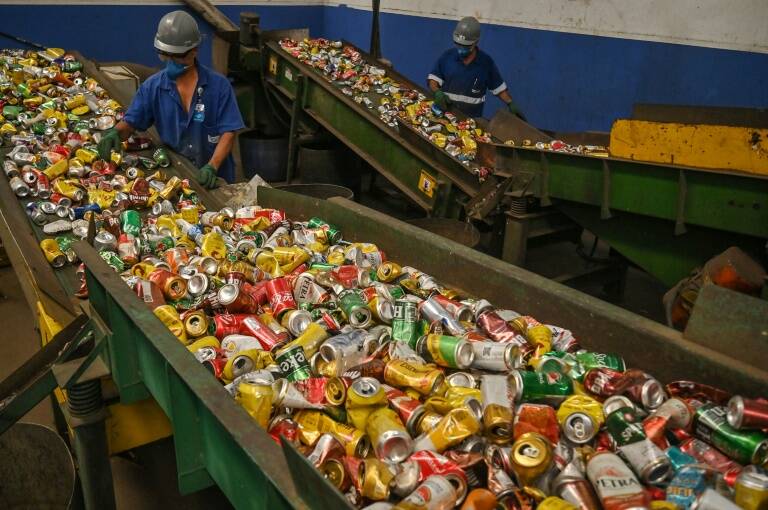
[684,284,768,368]
[258,187,768,396]
[487,109,552,145]
[632,103,768,128]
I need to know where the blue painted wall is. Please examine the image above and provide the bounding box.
[1,3,766,132]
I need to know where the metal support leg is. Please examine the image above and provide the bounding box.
[502,212,529,267]
[285,75,306,183]
[68,379,116,510]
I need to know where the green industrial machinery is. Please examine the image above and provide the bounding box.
[220,11,768,288]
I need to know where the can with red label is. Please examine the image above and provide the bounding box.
[266,277,297,320]
[392,475,457,510]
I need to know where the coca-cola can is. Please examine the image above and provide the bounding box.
[241,315,285,351]
[266,277,297,320]
[218,284,259,314]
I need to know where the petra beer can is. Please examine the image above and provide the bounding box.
[479,374,514,444]
[694,403,768,465]
[470,341,519,371]
[392,475,457,510]
[586,451,649,510]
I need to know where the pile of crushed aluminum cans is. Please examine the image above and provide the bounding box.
[3,48,768,510]
[278,38,492,166]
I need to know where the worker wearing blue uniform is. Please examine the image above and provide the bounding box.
[428,17,523,119]
[98,11,244,188]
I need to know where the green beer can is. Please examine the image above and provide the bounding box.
[694,403,768,465]
[415,334,474,369]
[392,299,418,346]
[509,369,573,405]
[275,344,312,382]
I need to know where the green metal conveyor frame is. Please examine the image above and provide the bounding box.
[1,41,768,510]
[233,16,768,286]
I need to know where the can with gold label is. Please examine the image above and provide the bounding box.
[181,309,209,338]
[415,334,474,369]
[509,432,553,487]
[40,238,66,267]
[236,381,273,428]
[556,395,605,445]
[537,496,578,510]
[384,359,445,396]
[346,377,388,430]
[153,304,188,344]
[480,374,515,444]
[360,458,395,501]
[412,407,480,453]
[367,407,414,463]
[294,410,371,457]
[415,411,444,437]
[735,468,768,510]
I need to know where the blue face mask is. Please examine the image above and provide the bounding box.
[165,60,189,80]
[456,45,473,58]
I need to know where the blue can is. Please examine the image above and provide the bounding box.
[666,465,709,509]
[666,446,697,472]
[69,203,101,220]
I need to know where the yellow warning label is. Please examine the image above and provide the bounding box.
[268,56,278,75]
[418,171,437,198]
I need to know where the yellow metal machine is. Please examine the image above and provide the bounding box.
[610,105,768,176]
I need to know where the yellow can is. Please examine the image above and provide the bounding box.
[360,458,394,501]
[345,377,388,430]
[182,309,209,338]
[383,359,445,396]
[200,232,227,260]
[509,432,553,487]
[130,262,157,279]
[71,105,90,116]
[294,410,371,457]
[186,336,221,353]
[153,305,188,344]
[425,386,481,415]
[64,94,85,110]
[75,147,98,164]
[556,395,605,429]
[538,496,577,510]
[412,407,480,453]
[283,322,329,359]
[158,176,182,201]
[40,238,66,268]
[236,381,273,428]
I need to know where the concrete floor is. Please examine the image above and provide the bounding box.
[0,265,231,510]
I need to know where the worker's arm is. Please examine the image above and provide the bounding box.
[497,89,513,105]
[114,120,135,140]
[207,131,236,171]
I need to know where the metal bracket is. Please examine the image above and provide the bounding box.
[286,73,306,183]
[539,152,552,206]
[601,159,613,220]
[675,169,688,235]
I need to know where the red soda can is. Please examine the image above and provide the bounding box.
[666,381,732,406]
[269,414,299,445]
[382,384,426,436]
[117,233,139,265]
[513,403,560,444]
[406,451,467,501]
[226,271,246,288]
[727,396,768,430]
[241,280,269,306]
[240,315,285,351]
[477,311,533,357]
[265,277,297,320]
[213,313,247,338]
[294,377,329,406]
[331,265,363,289]
[218,284,259,314]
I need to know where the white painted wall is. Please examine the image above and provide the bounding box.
[3,0,765,53]
[337,0,768,54]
